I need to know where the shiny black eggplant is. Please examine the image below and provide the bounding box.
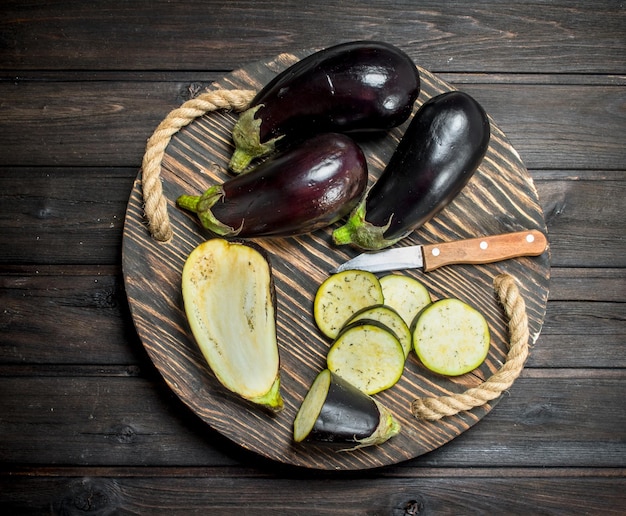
[333,91,491,250]
[293,369,400,449]
[229,41,421,173]
[177,133,368,238]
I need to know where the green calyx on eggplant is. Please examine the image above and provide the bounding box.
[229,40,421,173]
[177,133,368,238]
[182,239,283,412]
[333,91,491,251]
[293,369,400,449]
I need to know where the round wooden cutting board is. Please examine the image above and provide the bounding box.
[122,50,550,471]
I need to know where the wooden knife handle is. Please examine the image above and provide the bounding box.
[421,230,548,272]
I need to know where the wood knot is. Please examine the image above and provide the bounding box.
[403,497,426,515]
[55,478,121,515]
[108,423,137,444]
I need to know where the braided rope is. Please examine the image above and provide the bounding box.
[140,89,256,242]
[411,273,530,421]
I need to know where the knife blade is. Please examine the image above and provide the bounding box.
[331,230,548,274]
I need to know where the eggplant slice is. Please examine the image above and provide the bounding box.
[293,369,400,449]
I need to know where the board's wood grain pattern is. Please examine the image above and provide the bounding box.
[122,53,549,470]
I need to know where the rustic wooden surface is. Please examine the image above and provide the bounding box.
[1,0,625,512]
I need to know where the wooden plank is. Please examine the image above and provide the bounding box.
[1,473,625,515]
[0,80,624,170]
[1,169,624,267]
[0,168,135,265]
[0,374,624,468]
[1,266,623,368]
[1,1,624,74]
[0,266,141,365]
[536,178,626,268]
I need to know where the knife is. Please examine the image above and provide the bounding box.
[331,229,548,274]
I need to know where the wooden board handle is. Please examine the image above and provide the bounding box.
[422,230,548,272]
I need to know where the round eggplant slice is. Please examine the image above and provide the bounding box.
[327,320,405,395]
[412,298,490,376]
[345,304,412,358]
[313,270,384,339]
[379,274,432,329]
[293,369,400,448]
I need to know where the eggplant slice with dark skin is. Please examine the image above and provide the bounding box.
[293,369,400,449]
[177,133,368,238]
[333,91,491,251]
[229,40,421,173]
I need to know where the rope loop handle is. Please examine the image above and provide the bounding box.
[411,273,530,420]
[141,89,256,242]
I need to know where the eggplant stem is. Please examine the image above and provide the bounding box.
[340,399,401,451]
[332,199,400,250]
[176,194,201,212]
[249,375,284,413]
[229,105,282,173]
[176,186,240,237]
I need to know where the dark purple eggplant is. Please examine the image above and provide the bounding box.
[293,369,400,448]
[177,133,368,238]
[332,91,491,250]
[229,41,421,173]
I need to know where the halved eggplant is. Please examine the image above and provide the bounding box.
[177,133,368,238]
[293,369,400,449]
[229,41,420,172]
[333,91,491,250]
[182,238,283,412]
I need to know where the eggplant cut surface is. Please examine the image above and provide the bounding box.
[181,239,282,411]
[123,49,550,471]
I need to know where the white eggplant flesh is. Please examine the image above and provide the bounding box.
[412,298,490,376]
[327,320,405,395]
[182,238,283,412]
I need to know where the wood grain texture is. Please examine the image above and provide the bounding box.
[1,81,624,170]
[122,52,549,470]
[2,473,625,515]
[1,374,624,469]
[1,1,624,74]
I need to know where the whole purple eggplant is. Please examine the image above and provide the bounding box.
[333,91,491,250]
[229,41,421,173]
[177,133,368,238]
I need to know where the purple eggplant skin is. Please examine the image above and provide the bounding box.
[294,369,400,448]
[229,41,421,173]
[176,133,368,238]
[333,91,491,251]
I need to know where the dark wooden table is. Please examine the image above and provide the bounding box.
[1,2,624,514]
